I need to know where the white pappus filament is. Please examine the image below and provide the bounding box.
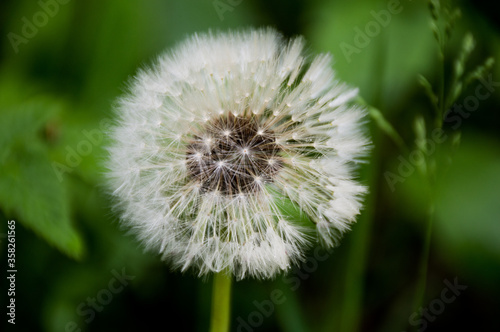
[107,28,370,279]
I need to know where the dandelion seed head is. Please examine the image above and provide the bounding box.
[107,28,370,279]
[185,113,283,196]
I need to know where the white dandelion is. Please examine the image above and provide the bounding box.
[107,28,370,280]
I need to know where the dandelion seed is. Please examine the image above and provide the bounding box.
[107,28,370,280]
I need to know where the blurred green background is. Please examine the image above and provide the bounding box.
[1,0,499,331]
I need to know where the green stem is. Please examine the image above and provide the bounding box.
[338,125,381,332]
[412,203,435,318]
[414,23,445,325]
[412,38,442,329]
[338,25,387,331]
[209,272,232,332]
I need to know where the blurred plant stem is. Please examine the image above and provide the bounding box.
[412,1,449,323]
[410,145,439,332]
[412,1,467,326]
[209,272,232,332]
[411,58,443,332]
[412,202,435,315]
[338,24,388,332]
[339,133,380,332]
[275,280,309,332]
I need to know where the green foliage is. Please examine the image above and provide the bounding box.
[434,135,500,286]
[269,186,316,231]
[420,0,495,126]
[0,0,499,331]
[0,99,84,259]
[308,0,436,108]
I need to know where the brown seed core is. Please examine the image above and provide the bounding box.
[186,113,283,195]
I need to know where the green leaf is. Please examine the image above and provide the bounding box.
[418,74,439,110]
[268,185,315,231]
[362,99,406,151]
[0,101,85,260]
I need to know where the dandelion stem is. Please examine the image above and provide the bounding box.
[209,272,232,332]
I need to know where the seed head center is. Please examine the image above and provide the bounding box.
[186,113,283,195]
